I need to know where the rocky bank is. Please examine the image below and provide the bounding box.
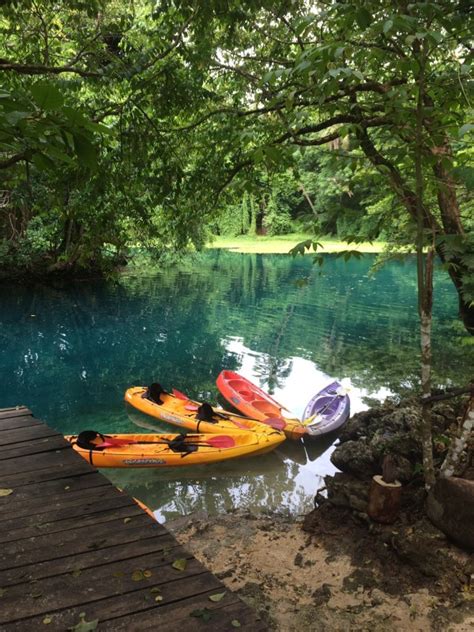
[169,397,473,631]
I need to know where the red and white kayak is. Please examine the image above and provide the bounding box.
[216,370,306,440]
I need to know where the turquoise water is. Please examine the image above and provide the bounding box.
[1,251,472,520]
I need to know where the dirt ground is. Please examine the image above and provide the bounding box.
[169,504,473,632]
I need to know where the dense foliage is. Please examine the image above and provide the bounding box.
[0,1,472,331]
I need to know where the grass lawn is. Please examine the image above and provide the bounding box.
[206,233,387,254]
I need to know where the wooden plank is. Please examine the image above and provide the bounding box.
[0,483,124,522]
[0,531,178,588]
[0,548,202,623]
[0,409,263,631]
[0,458,94,488]
[0,471,109,507]
[0,514,160,569]
[0,424,60,447]
[0,501,145,545]
[0,447,82,477]
[0,435,70,461]
[0,494,139,543]
[0,407,32,420]
[0,416,42,431]
[1,574,231,631]
[110,597,268,632]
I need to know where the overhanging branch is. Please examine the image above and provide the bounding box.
[0,58,101,78]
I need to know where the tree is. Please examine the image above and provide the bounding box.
[164,0,473,333]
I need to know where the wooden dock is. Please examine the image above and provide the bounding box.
[0,406,267,631]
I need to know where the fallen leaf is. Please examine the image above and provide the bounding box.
[155,595,163,602]
[172,558,187,571]
[208,592,226,602]
[190,608,213,622]
[43,617,52,625]
[123,518,131,524]
[0,588,6,597]
[143,570,152,578]
[231,620,241,628]
[0,489,13,497]
[71,569,82,578]
[68,613,99,632]
[150,587,161,594]
[131,570,144,582]
[64,486,71,490]
[113,571,124,578]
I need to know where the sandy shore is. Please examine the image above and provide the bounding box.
[168,507,473,631]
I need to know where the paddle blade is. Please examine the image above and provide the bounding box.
[261,417,286,431]
[230,419,250,430]
[302,414,321,427]
[100,437,137,447]
[204,435,236,448]
[185,404,199,411]
[173,388,189,400]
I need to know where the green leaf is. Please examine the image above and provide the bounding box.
[45,144,74,164]
[208,592,226,602]
[31,82,64,111]
[131,570,145,581]
[459,123,474,137]
[172,558,187,571]
[68,613,99,632]
[231,621,241,628]
[0,489,13,497]
[32,153,56,171]
[289,239,313,257]
[295,60,311,72]
[355,8,371,30]
[73,133,97,168]
[190,608,213,622]
[383,19,393,34]
[4,111,30,125]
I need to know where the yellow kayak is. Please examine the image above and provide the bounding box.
[124,384,284,439]
[66,430,284,468]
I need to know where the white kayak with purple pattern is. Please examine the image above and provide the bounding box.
[302,381,350,437]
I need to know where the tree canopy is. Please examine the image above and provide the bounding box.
[0,0,472,330]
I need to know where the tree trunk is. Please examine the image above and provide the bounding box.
[415,43,435,491]
[367,475,402,524]
[439,392,474,479]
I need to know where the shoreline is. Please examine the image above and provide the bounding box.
[168,506,473,631]
[205,235,389,255]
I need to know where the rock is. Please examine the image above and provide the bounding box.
[325,472,369,512]
[294,553,304,567]
[330,440,376,479]
[312,583,332,606]
[329,397,466,488]
[426,477,474,551]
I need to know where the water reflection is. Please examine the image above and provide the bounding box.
[0,251,472,520]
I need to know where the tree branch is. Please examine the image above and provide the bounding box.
[0,58,101,78]
[0,151,28,169]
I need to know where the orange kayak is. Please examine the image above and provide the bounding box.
[216,370,306,440]
[124,385,283,438]
[66,429,284,467]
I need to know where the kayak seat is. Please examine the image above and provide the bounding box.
[196,402,218,424]
[147,382,165,405]
[167,435,198,456]
[253,401,279,415]
[76,430,107,451]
